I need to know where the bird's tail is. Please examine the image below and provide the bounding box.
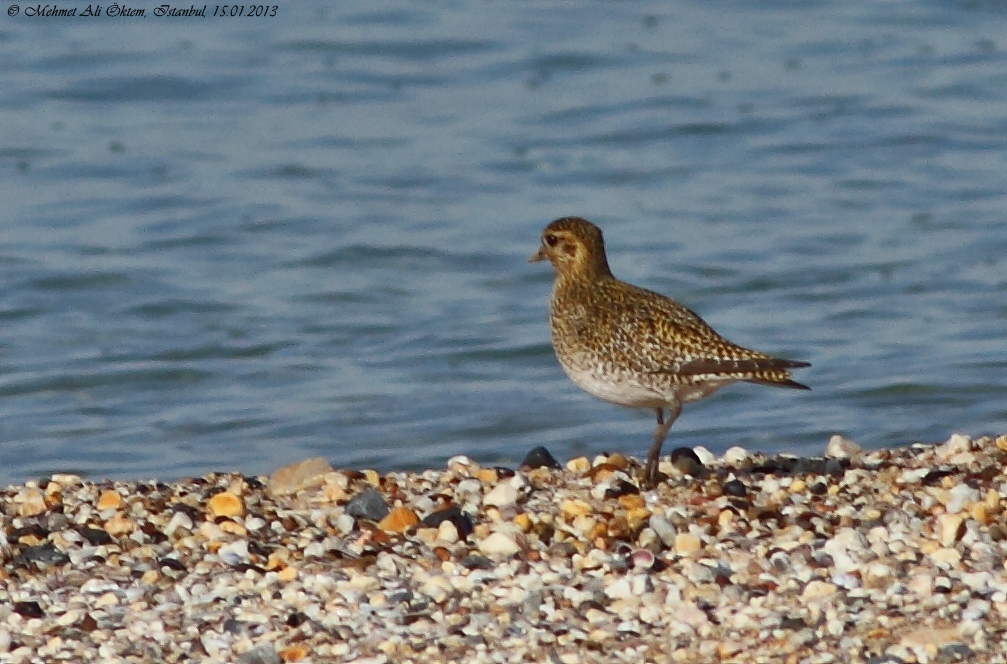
[663,356,811,389]
[744,358,811,390]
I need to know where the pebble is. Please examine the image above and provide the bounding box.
[802,581,837,601]
[560,498,592,519]
[670,448,704,476]
[630,549,655,570]
[907,571,934,597]
[377,506,419,533]
[824,434,861,459]
[946,483,979,514]
[218,540,249,566]
[95,489,122,511]
[240,644,281,664]
[649,514,677,548]
[930,547,962,567]
[722,478,747,498]
[345,487,390,521]
[206,491,244,518]
[0,437,1006,662]
[16,488,47,517]
[436,520,459,544]
[937,513,965,547]
[476,532,520,557]
[333,513,355,534]
[935,433,972,461]
[278,645,310,662]
[267,457,333,496]
[521,446,561,469]
[604,577,634,601]
[103,513,135,537]
[722,446,749,465]
[673,533,702,556]
[483,481,519,508]
[421,506,474,540]
[14,543,69,568]
[692,447,716,466]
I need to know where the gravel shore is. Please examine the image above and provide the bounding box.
[2,432,1006,663]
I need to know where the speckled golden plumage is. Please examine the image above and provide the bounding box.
[531,216,809,486]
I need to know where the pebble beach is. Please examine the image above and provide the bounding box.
[3,433,1007,664]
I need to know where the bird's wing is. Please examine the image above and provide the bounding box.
[603,283,810,385]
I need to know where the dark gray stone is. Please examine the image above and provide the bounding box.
[345,487,390,521]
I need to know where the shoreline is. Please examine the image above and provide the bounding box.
[2,433,1006,663]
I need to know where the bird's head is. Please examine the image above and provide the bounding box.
[529,216,612,280]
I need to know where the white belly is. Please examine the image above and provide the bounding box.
[560,360,736,410]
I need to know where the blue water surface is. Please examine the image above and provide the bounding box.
[0,1,1005,485]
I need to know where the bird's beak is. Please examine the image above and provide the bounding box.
[529,246,547,263]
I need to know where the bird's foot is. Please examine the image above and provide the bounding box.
[639,458,664,489]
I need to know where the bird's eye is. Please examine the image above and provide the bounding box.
[544,234,558,247]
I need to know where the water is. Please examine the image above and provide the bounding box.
[1,1,1005,486]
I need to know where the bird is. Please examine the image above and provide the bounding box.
[530,216,809,486]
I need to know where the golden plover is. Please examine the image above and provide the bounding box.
[530,216,810,486]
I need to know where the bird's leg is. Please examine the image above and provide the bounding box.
[644,403,682,486]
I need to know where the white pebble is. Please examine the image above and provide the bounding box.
[95,592,119,607]
[937,513,965,547]
[218,540,249,566]
[963,598,991,621]
[477,532,519,557]
[436,520,459,544]
[482,482,518,508]
[801,581,837,600]
[648,515,677,548]
[163,511,194,538]
[303,541,326,558]
[454,479,483,499]
[962,572,993,593]
[604,577,633,601]
[825,434,861,459]
[935,433,972,461]
[421,576,453,603]
[446,454,473,468]
[56,610,81,628]
[897,468,930,484]
[692,446,716,466]
[930,547,962,567]
[80,579,118,594]
[722,446,749,465]
[639,604,661,625]
[630,574,653,596]
[244,516,266,531]
[827,618,845,636]
[832,573,860,589]
[334,513,355,535]
[946,483,979,514]
[200,632,228,658]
